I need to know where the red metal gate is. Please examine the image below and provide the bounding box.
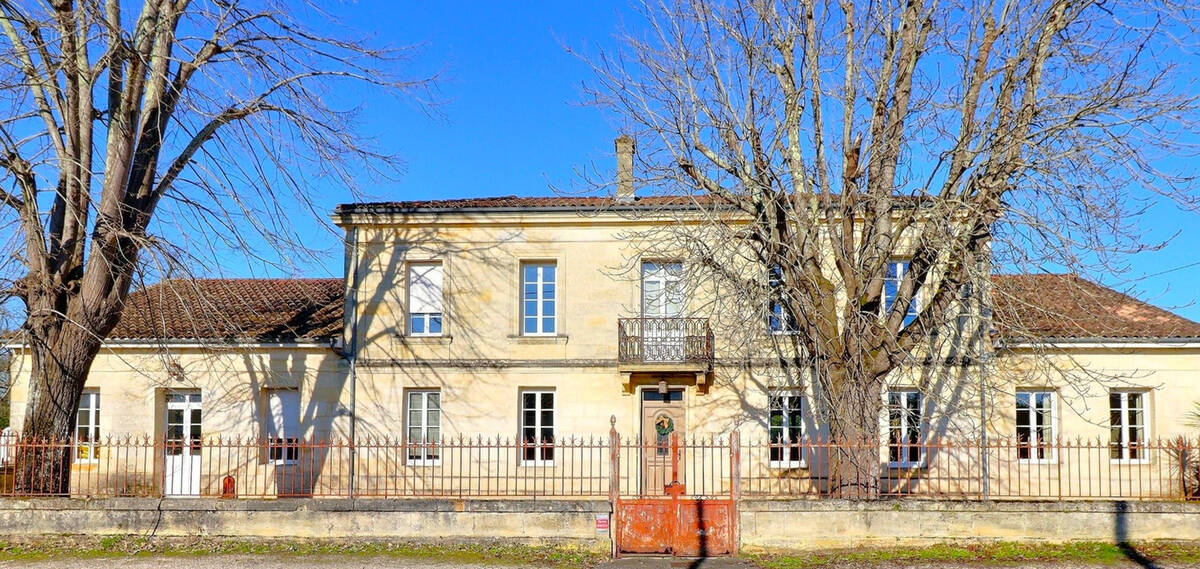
[612,433,740,556]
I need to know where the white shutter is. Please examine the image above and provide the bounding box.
[267,390,299,438]
[408,263,444,314]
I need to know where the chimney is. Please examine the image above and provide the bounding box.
[615,135,635,203]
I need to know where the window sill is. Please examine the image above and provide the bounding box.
[520,461,556,468]
[768,461,807,470]
[396,334,453,345]
[406,459,441,467]
[1110,459,1151,465]
[886,462,926,470]
[508,334,569,345]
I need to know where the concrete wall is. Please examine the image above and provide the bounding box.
[0,498,611,548]
[740,499,1200,550]
[0,497,1197,553]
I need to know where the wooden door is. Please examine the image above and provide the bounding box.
[641,388,685,494]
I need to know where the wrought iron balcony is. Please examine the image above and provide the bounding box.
[617,317,714,366]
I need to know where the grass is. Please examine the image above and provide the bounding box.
[6,537,1200,567]
[751,541,1200,568]
[0,535,608,566]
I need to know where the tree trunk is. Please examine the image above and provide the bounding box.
[821,364,884,499]
[16,322,102,495]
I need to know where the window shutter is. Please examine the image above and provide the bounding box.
[409,264,444,314]
[267,390,300,438]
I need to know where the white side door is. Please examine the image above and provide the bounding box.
[164,392,202,496]
[641,262,685,362]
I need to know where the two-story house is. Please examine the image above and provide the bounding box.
[8,143,1200,500]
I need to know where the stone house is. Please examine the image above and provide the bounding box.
[7,153,1200,500]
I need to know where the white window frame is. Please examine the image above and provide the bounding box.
[886,389,924,468]
[405,389,441,466]
[407,262,444,337]
[519,389,556,466]
[882,260,919,327]
[767,266,800,335]
[1016,390,1057,464]
[265,389,300,466]
[521,262,557,336]
[1110,390,1149,463]
[75,390,100,463]
[641,261,684,318]
[768,391,805,468]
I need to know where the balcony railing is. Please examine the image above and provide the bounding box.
[618,317,714,365]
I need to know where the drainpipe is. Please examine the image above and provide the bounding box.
[978,276,993,500]
[345,225,361,497]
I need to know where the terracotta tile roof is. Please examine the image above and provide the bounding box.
[109,278,343,342]
[336,194,705,214]
[335,194,936,216]
[991,273,1200,341]
[103,273,1197,344]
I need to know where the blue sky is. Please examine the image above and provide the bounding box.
[265,1,1200,320]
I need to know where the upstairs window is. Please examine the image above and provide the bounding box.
[767,266,800,333]
[641,262,684,318]
[265,389,300,465]
[520,390,555,465]
[1110,391,1148,461]
[768,391,804,467]
[522,262,557,335]
[75,391,100,463]
[882,260,919,327]
[887,389,923,467]
[1016,391,1056,462]
[408,262,444,336]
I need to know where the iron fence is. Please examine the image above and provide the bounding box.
[0,432,1197,501]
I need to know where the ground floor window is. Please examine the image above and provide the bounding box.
[520,389,555,464]
[1016,390,1055,461]
[768,391,804,467]
[406,390,441,464]
[75,391,100,462]
[265,389,300,465]
[1110,391,1147,461]
[887,389,922,467]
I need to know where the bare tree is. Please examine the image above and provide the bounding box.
[580,0,1198,496]
[0,0,432,493]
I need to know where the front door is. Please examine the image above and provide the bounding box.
[641,388,686,494]
[164,392,202,496]
[641,262,685,362]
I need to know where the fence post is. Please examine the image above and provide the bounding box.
[608,415,620,558]
[730,429,741,555]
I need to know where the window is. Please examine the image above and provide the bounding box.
[883,260,919,327]
[642,261,684,318]
[522,262,557,335]
[1016,391,1055,461]
[1110,391,1148,461]
[406,390,441,464]
[768,392,804,467]
[520,390,555,464]
[887,389,923,467]
[265,389,300,464]
[408,262,444,336]
[75,391,100,462]
[768,266,800,333]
